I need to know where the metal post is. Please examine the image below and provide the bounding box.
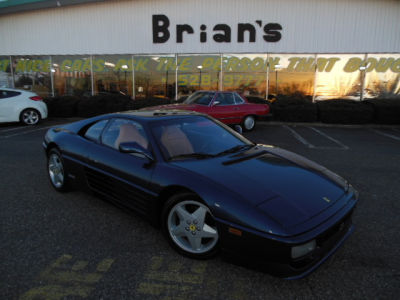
[360,53,367,101]
[9,56,15,88]
[265,56,269,100]
[175,54,178,101]
[312,54,317,103]
[132,55,135,100]
[90,55,94,96]
[220,54,223,91]
[50,56,55,97]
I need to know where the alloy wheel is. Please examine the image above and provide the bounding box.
[167,200,219,254]
[48,153,64,188]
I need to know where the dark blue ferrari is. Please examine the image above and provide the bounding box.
[43,110,358,278]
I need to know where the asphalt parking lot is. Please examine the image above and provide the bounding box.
[1,119,399,300]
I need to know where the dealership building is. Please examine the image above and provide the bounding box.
[0,0,399,101]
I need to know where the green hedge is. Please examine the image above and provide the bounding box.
[44,96,81,117]
[44,95,400,124]
[44,95,176,118]
[317,99,375,124]
[365,99,400,124]
[271,96,318,122]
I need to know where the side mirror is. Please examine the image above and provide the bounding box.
[234,125,243,134]
[212,100,220,106]
[119,142,154,161]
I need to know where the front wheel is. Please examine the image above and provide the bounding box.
[20,108,40,125]
[47,148,70,192]
[162,193,219,259]
[243,115,256,131]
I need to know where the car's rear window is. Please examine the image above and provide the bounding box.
[184,92,215,105]
[83,119,109,142]
[0,90,21,99]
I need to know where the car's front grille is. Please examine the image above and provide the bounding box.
[317,210,353,247]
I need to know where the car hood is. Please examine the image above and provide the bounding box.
[171,145,347,232]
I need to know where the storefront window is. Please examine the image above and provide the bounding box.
[177,55,220,99]
[314,54,364,100]
[268,54,315,100]
[364,54,400,99]
[52,55,91,96]
[134,55,176,99]
[12,56,52,97]
[92,55,133,97]
[223,54,268,99]
[0,56,12,88]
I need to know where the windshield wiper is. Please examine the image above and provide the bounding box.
[216,144,255,156]
[168,153,216,161]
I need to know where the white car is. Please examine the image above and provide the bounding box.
[0,88,48,125]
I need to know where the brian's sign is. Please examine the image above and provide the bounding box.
[152,14,282,44]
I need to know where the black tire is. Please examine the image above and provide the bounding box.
[242,115,256,131]
[47,148,70,192]
[20,108,41,125]
[161,192,219,259]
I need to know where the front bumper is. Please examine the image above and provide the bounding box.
[216,205,356,279]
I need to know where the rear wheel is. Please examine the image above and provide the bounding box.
[243,115,256,131]
[162,193,219,259]
[47,148,70,192]
[20,108,40,125]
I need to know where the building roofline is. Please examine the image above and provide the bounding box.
[0,0,107,16]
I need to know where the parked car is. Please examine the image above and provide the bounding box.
[43,110,358,278]
[149,91,270,131]
[0,88,48,125]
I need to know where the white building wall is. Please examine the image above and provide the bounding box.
[0,0,399,55]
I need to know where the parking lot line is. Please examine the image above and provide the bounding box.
[0,126,28,133]
[371,129,400,142]
[309,127,349,150]
[0,125,54,139]
[392,128,400,134]
[283,125,316,148]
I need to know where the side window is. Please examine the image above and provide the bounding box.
[234,93,245,104]
[215,93,235,105]
[83,119,109,142]
[102,118,149,150]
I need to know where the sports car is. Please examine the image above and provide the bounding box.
[148,91,270,131]
[43,110,358,278]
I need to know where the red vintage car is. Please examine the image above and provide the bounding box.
[150,91,270,131]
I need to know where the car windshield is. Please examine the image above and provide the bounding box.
[150,116,253,161]
[184,92,215,105]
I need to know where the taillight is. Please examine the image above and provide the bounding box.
[30,96,43,101]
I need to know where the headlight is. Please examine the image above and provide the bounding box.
[291,240,316,259]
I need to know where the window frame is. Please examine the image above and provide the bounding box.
[82,119,110,143]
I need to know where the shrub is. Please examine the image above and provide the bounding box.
[365,98,400,124]
[44,96,80,117]
[317,99,375,124]
[76,94,132,117]
[245,96,270,104]
[271,96,318,122]
[125,97,176,110]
